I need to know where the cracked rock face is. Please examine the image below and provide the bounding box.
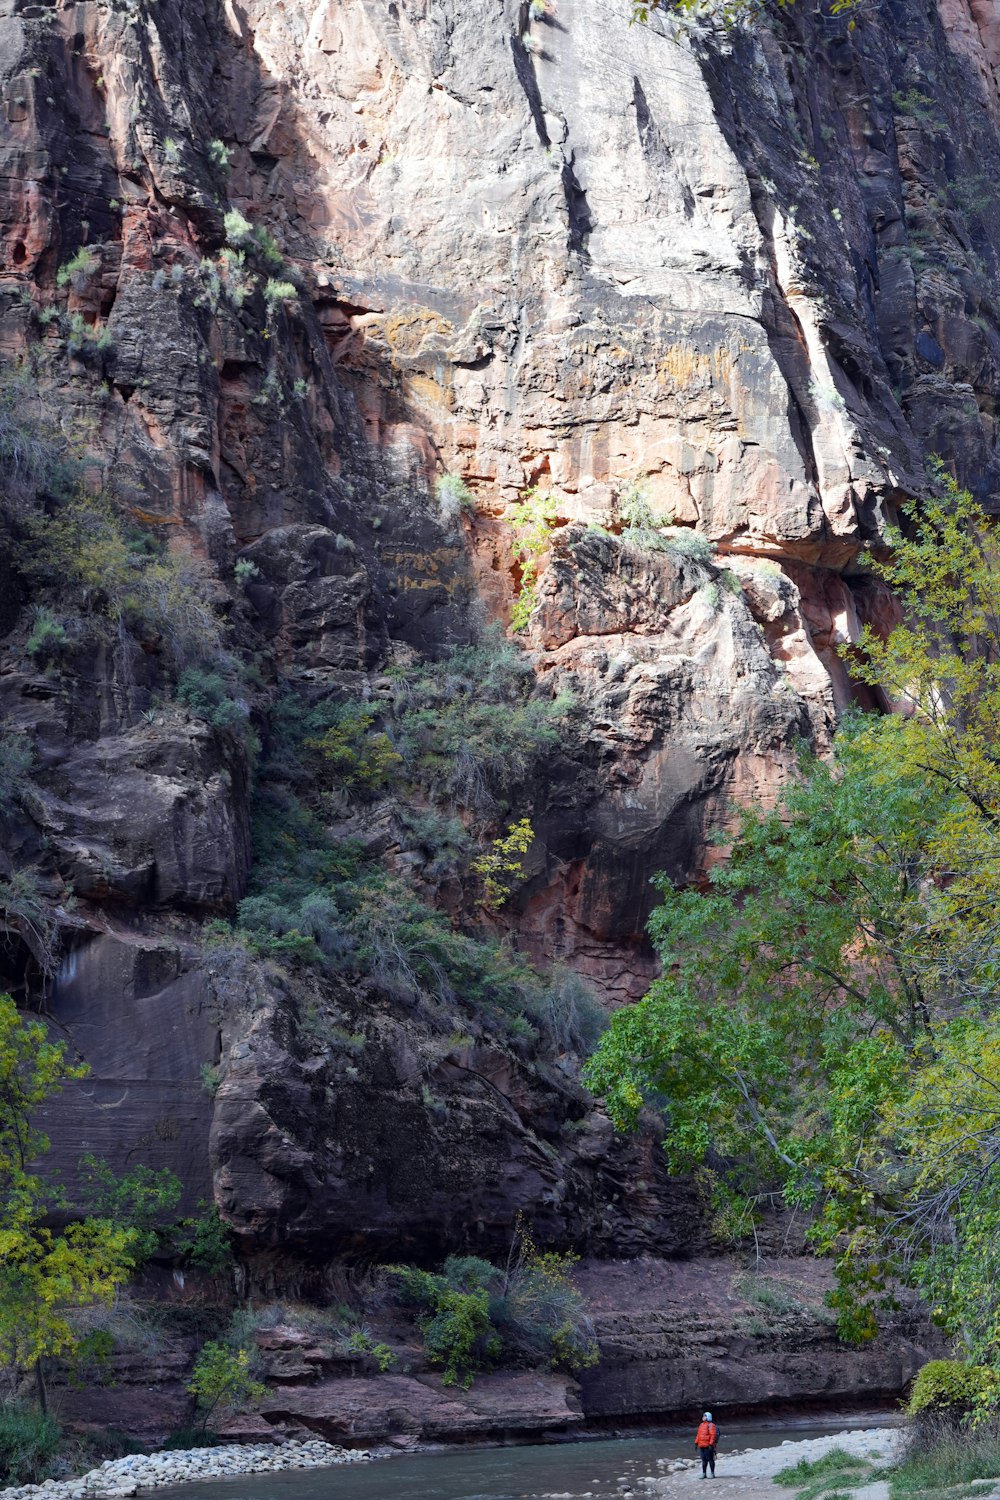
[0,0,996,1425]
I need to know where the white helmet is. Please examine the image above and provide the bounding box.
[703,1412,712,1421]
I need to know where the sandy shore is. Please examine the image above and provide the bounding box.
[634,1427,906,1500]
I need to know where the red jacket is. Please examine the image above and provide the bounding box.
[696,1421,718,1448]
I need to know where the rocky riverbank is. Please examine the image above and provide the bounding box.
[0,1440,374,1500]
[638,1427,905,1500]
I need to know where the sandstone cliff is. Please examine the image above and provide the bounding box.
[0,0,987,1433]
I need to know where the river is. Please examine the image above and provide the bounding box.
[150,1413,900,1500]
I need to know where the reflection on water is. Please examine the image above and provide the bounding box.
[148,1414,898,1500]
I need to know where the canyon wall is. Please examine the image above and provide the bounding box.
[0,0,993,1429]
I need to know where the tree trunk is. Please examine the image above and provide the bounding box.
[34,1359,47,1415]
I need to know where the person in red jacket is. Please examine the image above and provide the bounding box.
[695,1412,718,1478]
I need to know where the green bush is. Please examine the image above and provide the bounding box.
[174,1206,234,1276]
[66,312,111,354]
[495,1245,598,1373]
[25,606,69,662]
[734,1272,803,1316]
[507,488,557,631]
[668,529,715,564]
[24,496,226,674]
[0,373,78,513]
[436,473,474,525]
[208,139,232,175]
[306,702,401,796]
[238,781,596,1046]
[423,1287,497,1387]
[339,1328,395,1371]
[617,479,672,533]
[0,867,60,975]
[188,1342,267,1433]
[236,887,346,961]
[254,228,286,271]
[0,731,33,813]
[56,247,98,291]
[177,668,247,732]
[531,967,606,1056]
[392,1261,498,1388]
[348,875,542,1022]
[263,279,297,306]
[223,209,252,246]
[389,628,571,816]
[229,678,589,1047]
[388,1242,596,1388]
[0,1405,60,1485]
[397,807,470,880]
[907,1360,996,1419]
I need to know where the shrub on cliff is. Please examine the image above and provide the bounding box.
[392,1261,499,1388]
[177,667,247,733]
[237,783,600,1048]
[187,1343,266,1435]
[506,488,557,631]
[24,502,226,675]
[435,473,474,527]
[306,702,401,796]
[0,732,33,814]
[55,246,98,292]
[388,628,572,817]
[667,529,714,564]
[258,630,571,820]
[631,0,865,33]
[24,606,69,664]
[230,665,594,1049]
[387,1234,597,1387]
[0,373,78,516]
[0,368,233,690]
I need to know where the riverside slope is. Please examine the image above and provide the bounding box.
[0,0,988,1441]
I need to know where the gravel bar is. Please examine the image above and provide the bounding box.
[0,1438,373,1500]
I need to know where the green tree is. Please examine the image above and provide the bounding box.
[470,818,534,910]
[507,489,557,631]
[78,1154,182,1263]
[187,1342,267,1434]
[0,996,139,1410]
[585,478,1000,1366]
[305,702,401,795]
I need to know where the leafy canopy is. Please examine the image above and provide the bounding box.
[188,1342,267,1433]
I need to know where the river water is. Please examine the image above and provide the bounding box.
[151,1413,899,1500]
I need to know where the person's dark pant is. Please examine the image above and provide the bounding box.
[699,1446,716,1477]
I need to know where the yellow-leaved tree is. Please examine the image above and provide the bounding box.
[0,995,139,1411]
